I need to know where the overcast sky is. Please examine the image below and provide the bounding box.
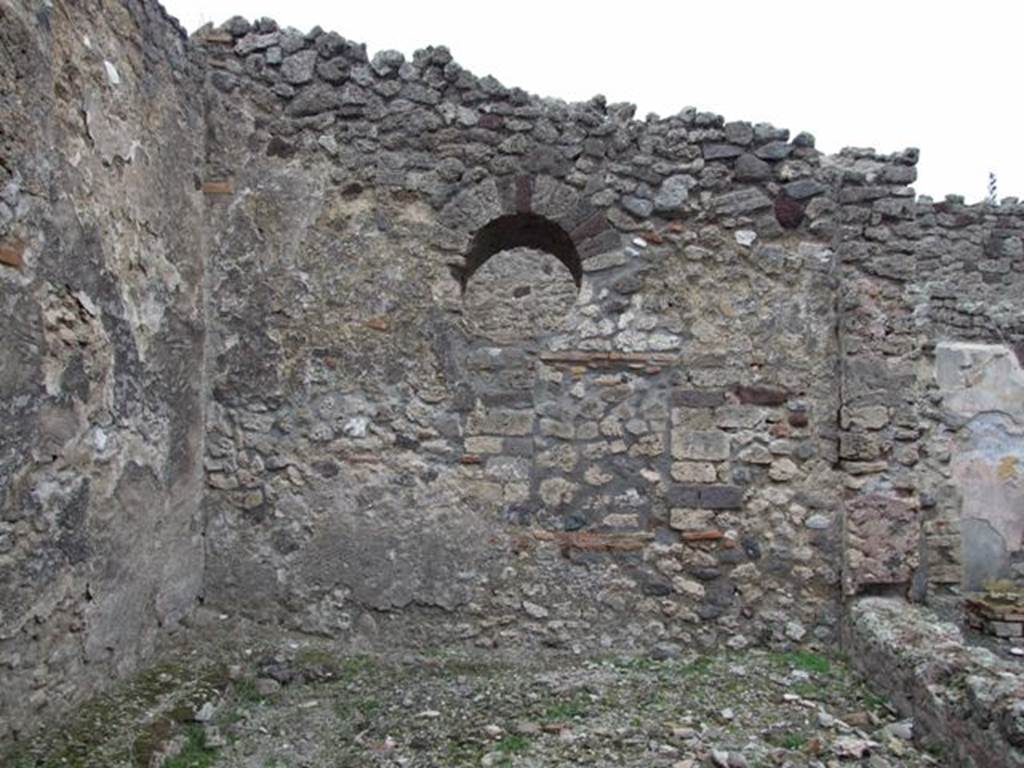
[164,0,1021,202]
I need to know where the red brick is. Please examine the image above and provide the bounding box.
[0,239,25,268]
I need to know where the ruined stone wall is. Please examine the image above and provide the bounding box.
[3,0,1024,745]
[833,148,1024,598]
[195,19,845,654]
[0,0,206,739]
[844,597,1024,768]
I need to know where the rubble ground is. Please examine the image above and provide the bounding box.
[5,631,940,768]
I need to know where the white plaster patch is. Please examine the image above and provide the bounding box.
[936,342,1024,419]
[103,60,120,86]
[735,230,757,247]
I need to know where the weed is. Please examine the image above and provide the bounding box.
[681,655,714,676]
[231,679,268,706]
[163,725,218,768]
[771,650,830,675]
[863,689,895,714]
[611,656,660,672]
[494,733,529,755]
[336,655,376,683]
[767,730,806,750]
[541,693,589,721]
[792,681,825,700]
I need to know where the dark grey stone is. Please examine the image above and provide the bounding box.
[621,196,653,218]
[734,153,771,181]
[280,49,317,85]
[371,49,405,77]
[754,141,792,160]
[285,85,343,116]
[703,143,744,160]
[783,179,827,200]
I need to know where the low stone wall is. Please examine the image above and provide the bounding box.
[843,597,1024,767]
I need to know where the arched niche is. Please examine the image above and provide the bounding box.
[457,212,582,291]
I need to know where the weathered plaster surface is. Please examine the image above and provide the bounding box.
[0,0,206,740]
[937,342,1024,589]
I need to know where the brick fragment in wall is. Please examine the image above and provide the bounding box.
[843,494,920,594]
[732,385,789,406]
[0,239,25,267]
[673,389,726,408]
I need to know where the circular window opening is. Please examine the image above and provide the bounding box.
[459,213,582,344]
[463,247,578,343]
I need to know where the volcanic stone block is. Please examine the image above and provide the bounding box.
[698,485,745,509]
[672,430,730,461]
[467,408,534,436]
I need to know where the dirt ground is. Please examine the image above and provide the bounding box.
[4,623,943,768]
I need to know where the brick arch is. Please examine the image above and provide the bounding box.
[441,174,621,287]
[461,212,582,290]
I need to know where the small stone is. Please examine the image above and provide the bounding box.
[704,144,743,160]
[672,430,729,461]
[769,458,799,481]
[805,514,831,530]
[194,701,215,722]
[651,642,682,660]
[720,707,735,721]
[371,49,405,77]
[669,508,715,531]
[715,188,772,216]
[583,250,627,273]
[734,153,771,181]
[483,723,503,739]
[784,179,827,200]
[755,141,792,160]
[103,60,120,85]
[724,121,753,145]
[317,57,350,84]
[317,134,339,156]
[792,131,815,148]
[255,678,281,695]
[735,230,757,247]
[785,621,807,641]
[286,85,343,117]
[622,196,654,218]
[887,720,913,741]
[523,601,549,619]
[833,736,879,759]
[281,49,317,84]
[654,175,692,211]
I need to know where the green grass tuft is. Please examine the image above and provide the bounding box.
[162,725,219,768]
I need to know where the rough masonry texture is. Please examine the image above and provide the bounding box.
[1,0,1023,749]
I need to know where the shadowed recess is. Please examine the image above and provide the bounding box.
[458,213,583,290]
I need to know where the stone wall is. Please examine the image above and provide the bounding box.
[3,0,1024,745]
[0,0,206,740]
[830,148,1024,598]
[844,597,1024,768]
[195,18,845,653]
[192,12,1024,649]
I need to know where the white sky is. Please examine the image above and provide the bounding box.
[164,0,1022,202]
